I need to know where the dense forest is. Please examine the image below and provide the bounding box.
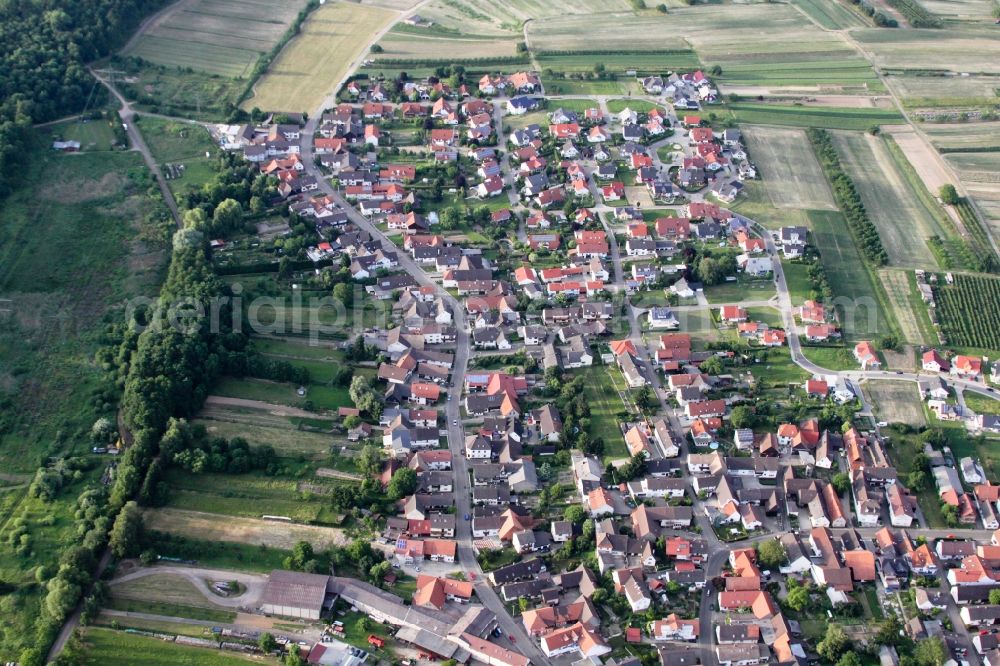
[0,0,166,195]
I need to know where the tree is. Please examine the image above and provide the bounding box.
[564,505,587,525]
[635,385,657,410]
[914,636,947,666]
[356,445,384,479]
[831,472,851,495]
[874,616,903,647]
[786,583,810,612]
[387,467,418,500]
[259,633,278,653]
[333,282,352,306]
[213,198,243,233]
[284,540,315,571]
[907,469,928,492]
[836,652,863,666]
[369,560,391,584]
[817,624,849,663]
[939,184,960,205]
[990,588,1000,605]
[90,417,116,443]
[697,256,728,285]
[518,597,531,612]
[108,501,143,559]
[730,405,753,429]
[45,577,81,620]
[700,355,724,376]
[756,539,787,569]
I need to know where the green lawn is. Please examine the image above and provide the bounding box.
[145,531,291,573]
[576,366,629,459]
[71,628,273,666]
[746,348,810,387]
[783,261,815,304]
[212,373,371,412]
[703,280,776,304]
[607,99,662,114]
[966,392,1000,416]
[800,345,859,371]
[137,116,220,199]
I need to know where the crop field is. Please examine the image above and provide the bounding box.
[718,60,881,89]
[855,27,1000,75]
[879,269,934,345]
[414,0,640,34]
[145,507,348,550]
[743,126,836,210]
[832,131,945,268]
[790,0,868,29]
[807,210,898,339]
[910,0,995,19]
[925,124,1000,152]
[124,0,310,77]
[536,51,702,74]
[376,29,518,60]
[74,628,273,666]
[934,273,1000,351]
[728,103,904,130]
[864,380,926,426]
[892,75,1000,108]
[246,2,395,113]
[194,409,335,459]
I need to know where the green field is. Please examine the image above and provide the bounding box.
[719,59,880,88]
[194,409,335,459]
[536,51,702,74]
[116,60,245,121]
[934,273,1000,352]
[728,103,904,130]
[831,131,944,268]
[790,0,868,29]
[211,375,360,412]
[123,0,310,77]
[806,210,898,339]
[137,116,219,198]
[71,628,274,666]
[800,345,860,371]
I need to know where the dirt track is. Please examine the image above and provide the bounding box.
[109,565,267,608]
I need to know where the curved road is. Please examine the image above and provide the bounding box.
[109,565,268,608]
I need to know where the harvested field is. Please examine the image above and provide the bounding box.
[124,0,310,77]
[911,0,995,19]
[415,0,638,35]
[742,126,836,210]
[245,2,395,113]
[925,123,1000,152]
[832,131,945,268]
[892,75,1000,107]
[855,27,1000,75]
[864,380,926,426]
[144,507,348,550]
[376,30,518,59]
[885,129,957,194]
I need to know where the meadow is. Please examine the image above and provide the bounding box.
[742,126,836,210]
[245,2,396,113]
[831,131,946,268]
[115,59,246,120]
[577,366,630,460]
[726,103,904,130]
[136,116,219,198]
[124,0,310,77]
[145,507,348,551]
[0,132,170,659]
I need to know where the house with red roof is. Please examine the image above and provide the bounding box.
[719,305,748,323]
[952,355,983,377]
[853,341,881,370]
[923,349,950,373]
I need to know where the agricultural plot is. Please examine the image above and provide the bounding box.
[942,150,1000,239]
[934,273,1000,352]
[109,572,235,614]
[790,0,868,29]
[727,103,904,130]
[879,269,934,345]
[145,507,348,550]
[124,0,310,77]
[925,123,1000,152]
[864,381,927,426]
[376,29,518,60]
[743,126,836,210]
[807,210,898,339]
[909,0,995,20]
[891,75,1000,109]
[831,131,944,268]
[855,27,1000,75]
[194,409,335,459]
[536,51,702,75]
[416,0,639,34]
[74,628,269,666]
[719,60,881,90]
[246,2,395,113]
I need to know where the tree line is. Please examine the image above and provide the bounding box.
[807,128,889,267]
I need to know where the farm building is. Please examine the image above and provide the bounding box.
[261,570,334,619]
